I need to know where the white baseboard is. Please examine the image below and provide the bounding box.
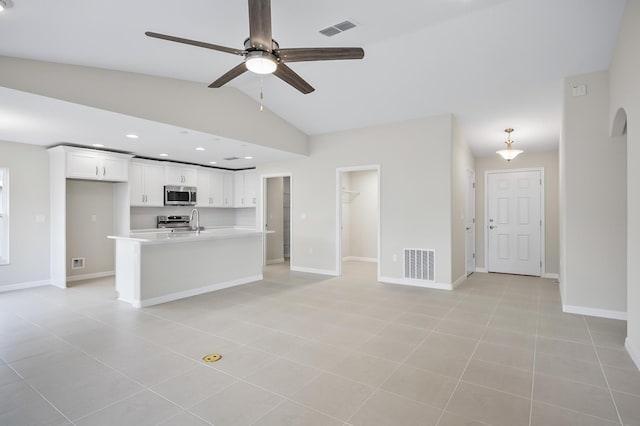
[475,267,488,273]
[290,266,338,276]
[562,304,627,320]
[67,271,115,282]
[543,272,559,280]
[265,258,285,265]
[0,280,50,292]
[625,338,640,370]
[379,276,453,291]
[452,274,466,289]
[342,256,377,263]
[126,274,264,308]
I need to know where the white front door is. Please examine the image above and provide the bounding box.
[487,170,542,276]
[465,170,476,277]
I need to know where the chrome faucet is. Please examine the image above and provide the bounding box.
[190,208,200,232]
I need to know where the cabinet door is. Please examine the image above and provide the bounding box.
[223,172,234,207]
[144,164,165,207]
[165,166,183,185]
[67,151,100,179]
[234,172,245,207]
[183,168,197,186]
[196,169,212,207]
[129,162,146,206]
[210,171,225,207]
[244,171,257,206]
[102,157,128,182]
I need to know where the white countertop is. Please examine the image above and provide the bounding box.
[108,227,264,245]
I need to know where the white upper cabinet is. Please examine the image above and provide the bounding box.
[65,148,130,182]
[233,170,257,207]
[196,168,212,207]
[130,160,165,207]
[165,165,196,186]
[223,172,234,207]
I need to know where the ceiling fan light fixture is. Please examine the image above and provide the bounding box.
[496,128,523,161]
[245,51,278,74]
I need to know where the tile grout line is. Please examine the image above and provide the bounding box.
[434,280,509,426]
[583,316,625,425]
[4,362,77,425]
[527,279,542,426]
[342,292,469,424]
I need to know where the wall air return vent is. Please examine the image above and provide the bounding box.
[319,20,358,37]
[404,249,435,281]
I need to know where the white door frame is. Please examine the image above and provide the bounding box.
[484,167,545,276]
[465,169,476,277]
[335,165,381,279]
[259,172,292,267]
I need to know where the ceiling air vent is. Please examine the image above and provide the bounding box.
[223,156,240,161]
[319,20,358,37]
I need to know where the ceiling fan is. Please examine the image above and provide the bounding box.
[145,0,364,94]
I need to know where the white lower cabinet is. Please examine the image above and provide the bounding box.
[130,161,165,206]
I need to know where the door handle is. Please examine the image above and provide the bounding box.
[489,225,497,230]
[466,227,471,231]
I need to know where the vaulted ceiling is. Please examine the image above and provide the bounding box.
[0,0,627,162]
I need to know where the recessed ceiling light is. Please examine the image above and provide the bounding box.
[244,156,253,159]
[209,161,217,164]
[195,147,205,151]
[159,153,169,157]
[126,134,139,139]
[92,144,105,148]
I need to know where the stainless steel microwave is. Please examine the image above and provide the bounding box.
[164,185,197,206]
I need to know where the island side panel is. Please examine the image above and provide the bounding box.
[114,239,141,306]
[138,236,263,306]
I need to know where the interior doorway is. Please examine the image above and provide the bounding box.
[336,166,380,277]
[263,175,291,266]
[486,169,544,276]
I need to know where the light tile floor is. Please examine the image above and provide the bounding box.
[1,261,638,425]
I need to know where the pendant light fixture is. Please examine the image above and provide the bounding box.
[496,128,523,161]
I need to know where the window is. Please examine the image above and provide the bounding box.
[0,168,8,265]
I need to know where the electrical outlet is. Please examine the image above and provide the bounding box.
[309,247,313,255]
[393,254,397,262]
[91,215,97,222]
[71,257,85,269]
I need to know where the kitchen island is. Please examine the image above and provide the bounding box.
[108,228,263,308]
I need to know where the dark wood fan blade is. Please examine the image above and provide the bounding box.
[209,63,248,88]
[248,0,273,51]
[273,64,315,94]
[145,32,245,56]
[276,47,365,63]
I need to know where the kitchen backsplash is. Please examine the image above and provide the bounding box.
[130,207,250,230]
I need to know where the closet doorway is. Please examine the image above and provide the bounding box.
[263,175,291,266]
[336,166,380,277]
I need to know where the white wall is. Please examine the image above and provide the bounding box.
[0,56,309,156]
[257,114,456,284]
[475,150,559,275]
[0,141,50,288]
[66,180,114,278]
[344,170,378,260]
[609,0,640,360]
[560,70,627,315]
